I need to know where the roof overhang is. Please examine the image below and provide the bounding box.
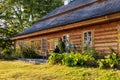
[11,12,120,41]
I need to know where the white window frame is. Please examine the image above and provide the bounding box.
[63,34,70,42]
[83,31,93,48]
[42,38,47,52]
[63,34,70,49]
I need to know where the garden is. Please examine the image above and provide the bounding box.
[0,0,120,80]
[0,41,120,80]
[1,40,120,70]
[48,49,120,69]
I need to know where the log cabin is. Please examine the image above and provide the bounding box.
[11,0,120,56]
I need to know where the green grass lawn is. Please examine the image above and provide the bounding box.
[0,61,120,80]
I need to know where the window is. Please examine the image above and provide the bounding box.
[63,34,70,48]
[31,41,34,45]
[34,40,41,50]
[49,39,58,50]
[63,34,69,42]
[42,38,46,52]
[55,39,58,47]
[83,31,92,48]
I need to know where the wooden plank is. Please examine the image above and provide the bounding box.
[94,45,117,48]
[95,47,117,50]
[96,50,118,54]
[70,33,81,36]
[71,39,81,42]
[73,42,81,45]
[95,27,117,32]
[94,35,117,39]
[70,36,81,39]
[95,29,117,33]
[94,40,117,44]
[94,31,117,37]
[94,43,117,47]
[94,37,118,41]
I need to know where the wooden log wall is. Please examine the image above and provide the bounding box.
[94,22,119,56]
[15,21,120,56]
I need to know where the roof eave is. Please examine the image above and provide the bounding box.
[10,12,120,41]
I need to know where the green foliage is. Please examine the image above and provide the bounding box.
[0,38,12,49]
[0,0,63,33]
[48,53,65,65]
[48,48,119,68]
[48,52,97,67]
[1,48,13,59]
[83,47,99,60]
[58,41,65,53]
[62,53,77,66]
[0,0,63,59]
[12,48,22,58]
[75,53,96,67]
[98,52,120,69]
[47,46,120,69]
[13,43,39,58]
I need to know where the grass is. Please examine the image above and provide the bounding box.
[0,61,120,80]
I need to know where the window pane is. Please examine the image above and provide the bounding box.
[42,39,46,51]
[83,31,92,48]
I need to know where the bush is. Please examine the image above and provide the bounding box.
[13,43,39,59]
[48,52,97,67]
[98,52,120,69]
[1,48,13,59]
[83,47,99,60]
[48,48,120,69]
[48,53,65,64]
[62,53,77,66]
[75,53,96,67]
[12,48,22,58]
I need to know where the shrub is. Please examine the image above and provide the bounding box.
[48,53,65,64]
[1,48,13,59]
[98,52,120,69]
[62,53,77,66]
[48,47,120,69]
[48,52,97,67]
[13,43,39,59]
[12,48,22,58]
[75,53,96,67]
[83,47,99,60]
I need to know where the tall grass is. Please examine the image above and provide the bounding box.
[0,61,120,80]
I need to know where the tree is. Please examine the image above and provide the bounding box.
[0,0,63,56]
[0,0,63,34]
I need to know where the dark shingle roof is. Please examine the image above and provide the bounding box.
[17,0,120,36]
[40,0,97,20]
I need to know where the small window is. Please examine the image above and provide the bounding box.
[63,34,69,42]
[31,41,34,45]
[63,34,70,48]
[55,39,58,47]
[83,31,92,48]
[34,40,41,50]
[42,38,46,52]
[49,39,58,50]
